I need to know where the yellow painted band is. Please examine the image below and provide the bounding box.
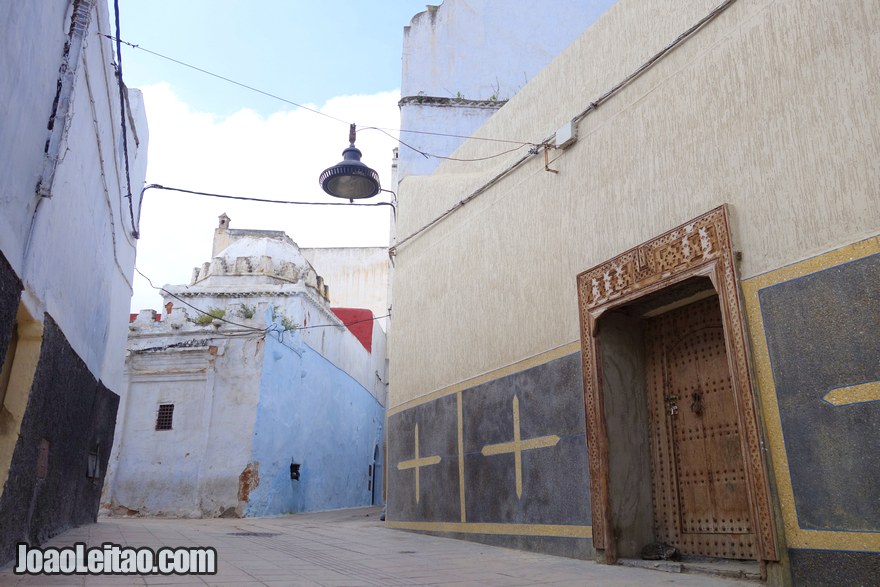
[823,381,880,406]
[397,455,441,470]
[482,436,560,456]
[385,520,592,539]
[388,340,582,416]
[457,391,466,523]
[742,235,880,552]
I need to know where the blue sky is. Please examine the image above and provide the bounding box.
[117,1,433,312]
[117,0,433,116]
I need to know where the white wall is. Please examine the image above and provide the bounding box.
[0,0,148,391]
[0,1,68,269]
[398,0,616,179]
[109,286,389,515]
[401,0,616,104]
[165,230,388,405]
[109,333,263,517]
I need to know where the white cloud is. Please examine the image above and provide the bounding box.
[131,83,400,312]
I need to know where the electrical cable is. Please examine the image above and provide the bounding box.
[392,127,534,146]
[140,183,395,212]
[111,0,138,238]
[135,267,268,332]
[298,313,391,331]
[135,184,395,236]
[98,33,540,162]
[360,126,536,162]
[135,267,392,334]
[101,34,349,126]
[390,0,738,253]
[390,152,533,253]
[571,0,736,125]
[435,145,526,162]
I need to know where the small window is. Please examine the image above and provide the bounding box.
[155,404,174,431]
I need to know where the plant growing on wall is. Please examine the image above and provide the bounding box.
[193,308,225,325]
[239,304,256,319]
[272,308,299,331]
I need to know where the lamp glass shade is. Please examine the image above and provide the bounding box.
[319,146,380,200]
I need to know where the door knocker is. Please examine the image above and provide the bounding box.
[691,391,703,416]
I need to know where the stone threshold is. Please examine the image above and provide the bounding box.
[618,556,763,582]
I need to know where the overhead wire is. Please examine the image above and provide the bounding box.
[139,183,395,210]
[297,313,391,330]
[136,185,396,237]
[98,33,541,162]
[134,267,391,334]
[111,0,138,238]
[358,126,536,162]
[102,34,348,126]
[135,267,267,332]
[391,127,534,145]
[390,0,738,254]
[571,0,736,125]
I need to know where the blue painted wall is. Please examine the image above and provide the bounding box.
[245,328,385,516]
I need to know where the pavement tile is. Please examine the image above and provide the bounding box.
[0,507,759,587]
[83,577,146,586]
[142,575,208,585]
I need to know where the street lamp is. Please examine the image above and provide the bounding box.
[319,123,381,202]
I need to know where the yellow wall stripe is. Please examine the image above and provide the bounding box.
[386,520,592,539]
[388,340,581,416]
[822,381,880,406]
[457,391,466,523]
[742,235,880,552]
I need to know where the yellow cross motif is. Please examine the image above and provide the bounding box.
[481,396,560,499]
[823,381,880,406]
[397,423,442,503]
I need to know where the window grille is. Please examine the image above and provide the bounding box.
[155,404,174,431]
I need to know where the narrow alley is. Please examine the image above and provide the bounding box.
[0,507,756,586]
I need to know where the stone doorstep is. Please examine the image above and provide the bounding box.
[618,557,763,582]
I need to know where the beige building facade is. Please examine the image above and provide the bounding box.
[386,1,879,584]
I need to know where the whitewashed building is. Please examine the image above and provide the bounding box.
[397,0,616,180]
[0,0,148,565]
[104,217,386,517]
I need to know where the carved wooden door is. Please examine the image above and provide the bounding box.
[645,296,756,559]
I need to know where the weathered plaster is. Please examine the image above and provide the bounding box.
[106,222,388,517]
[165,221,387,404]
[0,318,119,563]
[0,0,148,391]
[245,331,385,515]
[0,0,148,565]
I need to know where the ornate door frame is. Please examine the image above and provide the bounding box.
[576,205,778,563]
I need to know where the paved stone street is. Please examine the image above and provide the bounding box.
[0,507,756,586]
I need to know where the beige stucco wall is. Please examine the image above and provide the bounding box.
[301,247,390,328]
[390,0,880,407]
